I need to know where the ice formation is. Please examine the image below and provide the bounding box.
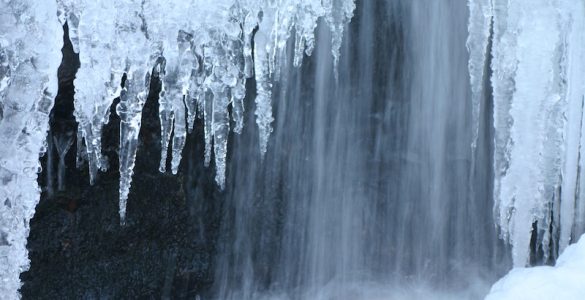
[58,0,355,223]
[6,0,585,296]
[486,233,585,299]
[0,0,63,297]
[0,0,356,296]
[468,0,585,266]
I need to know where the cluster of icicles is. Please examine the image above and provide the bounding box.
[58,0,355,224]
[468,0,585,267]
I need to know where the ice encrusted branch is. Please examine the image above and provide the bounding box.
[58,0,355,223]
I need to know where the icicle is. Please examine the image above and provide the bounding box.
[171,97,187,174]
[293,30,306,68]
[75,120,102,185]
[253,9,276,156]
[491,0,517,245]
[117,68,149,225]
[158,59,176,173]
[231,79,246,134]
[212,85,230,188]
[46,130,55,198]
[204,89,213,167]
[467,0,492,150]
[53,132,74,191]
[323,0,355,80]
[253,33,274,155]
[243,11,258,78]
[169,32,196,174]
[187,52,203,132]
[75,127,84,169]
[72,0,118,183]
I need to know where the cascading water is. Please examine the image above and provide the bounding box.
[212,1,510,298]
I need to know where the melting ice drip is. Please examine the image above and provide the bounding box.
[57,0,355,225]
[468,0,585,267]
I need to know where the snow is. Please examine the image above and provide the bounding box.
[486,234,585,300]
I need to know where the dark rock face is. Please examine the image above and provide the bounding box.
[20,25,223,299]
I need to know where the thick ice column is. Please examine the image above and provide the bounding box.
[253,9,275,156]
[490,0,517,258]
[0,0,62,297]
[491,0,563,267]
[489,0,585,266]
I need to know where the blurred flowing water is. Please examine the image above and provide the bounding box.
[210,0,511,298]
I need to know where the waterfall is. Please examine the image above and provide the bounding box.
[212,1,510,298]
[3,0,585,297]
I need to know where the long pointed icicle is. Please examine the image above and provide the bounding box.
[117,68,149,225]
[212,85,230,188]
[158,67,176,173]
[466,0,492,150]
[231,78,246,134]
[253,10,275,156]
